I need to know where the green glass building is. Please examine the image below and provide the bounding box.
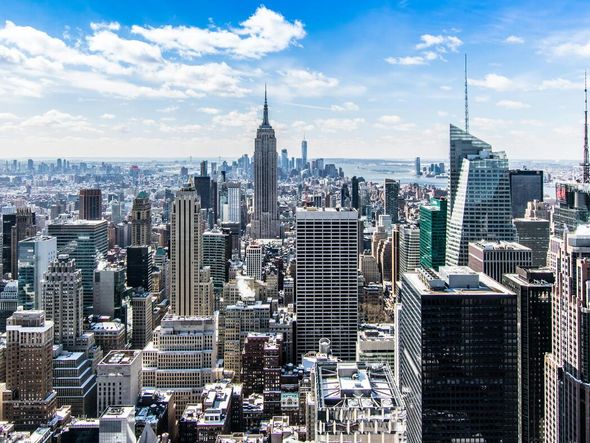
[419,198,447,270]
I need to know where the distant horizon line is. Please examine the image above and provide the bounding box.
[0,156,579,163]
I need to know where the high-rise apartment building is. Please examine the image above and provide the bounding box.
[468,240,532,282]
[510,170,543,219]
[4,310,57,430]
[130,192,152,246]
[384,179,400,223]
[79,188,102,221]
[170,184,212,316]
[295,208,358,361]
[131,288,153,349]
[48,219,108,310]
[251,90,280,239]
[503,267,553,443]
[446,149,516,265]
[419,198,447,270]
[41,255,84,349]
[17,235,57,310]
[545,225,590,442]
[399,224,420,275]
[246,243,263,281]
[399,266,517,442]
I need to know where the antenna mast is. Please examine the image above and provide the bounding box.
[583,71,590,183]
[464,53,469,133]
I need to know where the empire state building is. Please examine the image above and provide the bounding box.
[251,88,280,239]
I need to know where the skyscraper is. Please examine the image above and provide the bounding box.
[79,188,102,221]
[384,179,400,223]
[131,191,152,246]
[399,224,420,275]
[5,310,57,430]
[446,149,516,266]
[41,255,84,349]
[545,225,590,442]
[10,207,36,278]
[448,125,491,223]
[251,89,280,239]
[509,170,543,218]
[502,267,553,443]
[399,266,517,442]
[126,245,153,291]
[17,235,57,310]
[351,176,359,210]
[468,240,532,283]
[48,219,108,310]
[301,137,308,168]
[170,184,212,316]
[295,207,358,361]
[419,198,447,270]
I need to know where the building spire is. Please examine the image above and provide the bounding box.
[464,53,469,134]
[583,71,590,183]
[262,84,269,126]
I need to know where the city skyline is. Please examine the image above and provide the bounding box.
[0,1,589,159]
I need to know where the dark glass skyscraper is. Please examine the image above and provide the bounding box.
[79,188,102,220]
[502,267,553,443]
[384,179,400,223]
[400,266,518,442]
[509,169,543,218]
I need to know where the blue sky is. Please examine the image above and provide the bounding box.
[0,0,589,160]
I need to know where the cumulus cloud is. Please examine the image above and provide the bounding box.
[0,6,305,100]
[131,6,305,59]
[385,56,426,65]
[469,73,515,91]
[386,32,462,66]
[100,113,115,119]
[504,35,524,44]
[330,102,359,112]
[496,99,530,109]
[198,107,220,114]
[277,68,339,97]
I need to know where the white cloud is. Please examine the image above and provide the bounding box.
[277,68,339,97]
[474,95,490,102]
[385,56,426,65]
[386,33,462,67]
[212,108,258,128]
[198,107,220,114]
[131,6,305,59]
[90,22,120,32]
[20,109,100,133]
[505,35,524,44]
[100,113,115,119]
[87,30,162,64]
[496,99,530,109]
[469,73,515,91]
[416,34,462,51]
[330,102,359,112]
